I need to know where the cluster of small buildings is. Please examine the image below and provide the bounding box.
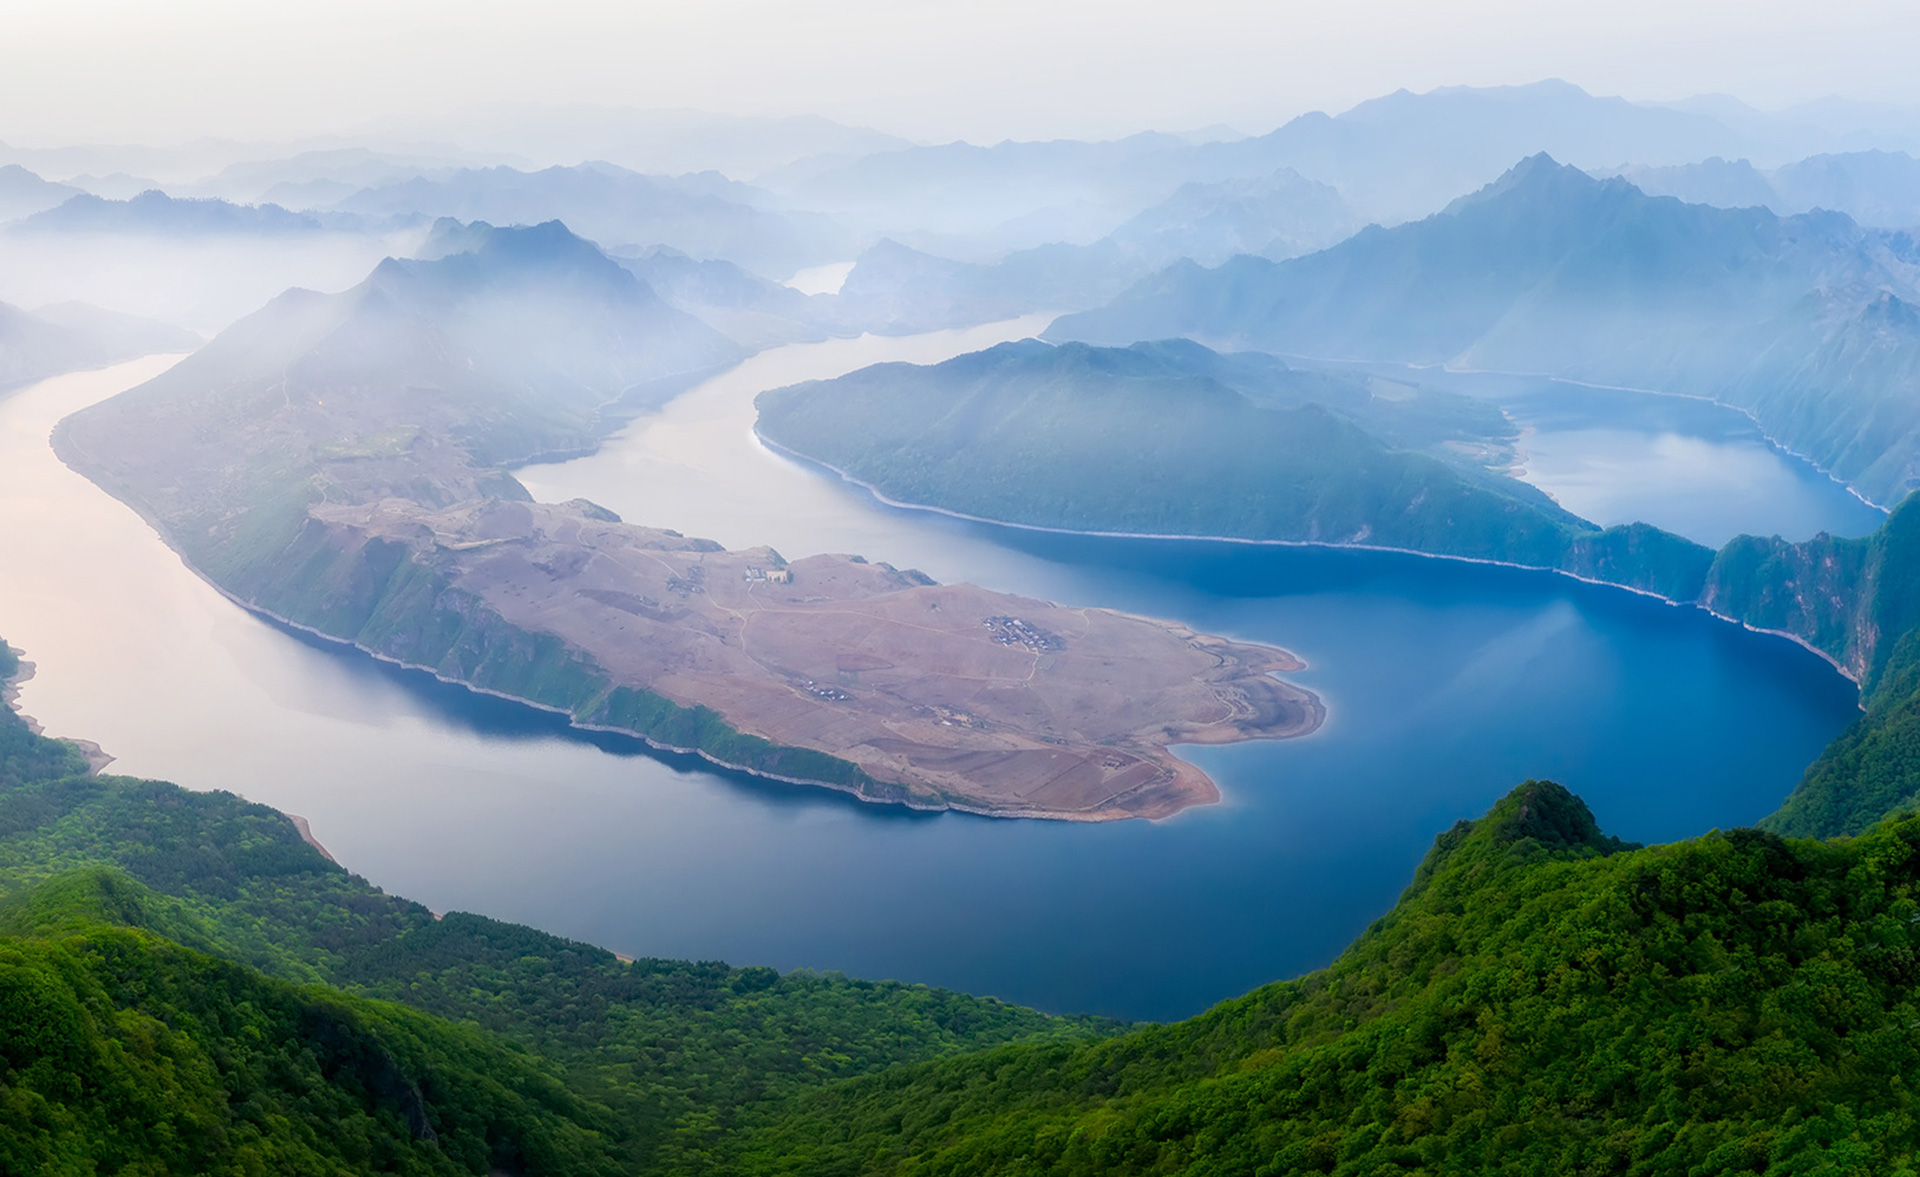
[983,615,1065,652]
[744,566,792,584]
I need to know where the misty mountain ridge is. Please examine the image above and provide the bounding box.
[58,217,742,558]
[1051,153,1920,501]
[313,219,743,447]
[768,79,1887,258]
[7,190,347,237]
[0,164,83,222]
[611,242,839,350]
[0,297,198,389]
[183,146,490,206]
[1101,167,1361,266]
[331,161,852,279]
[424,105,914,179]
[794,172,1365,337]
[425,216,846,351]
[1618,149,1920,229]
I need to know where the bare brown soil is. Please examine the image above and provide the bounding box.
[318,497,1325,819]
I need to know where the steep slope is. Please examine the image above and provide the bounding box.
[1699,491,1920,684]
[1052,154,1920,503]
[1770,629,1920,839]
[730,782,1920,1175]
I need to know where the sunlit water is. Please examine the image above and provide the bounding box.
[783,260,856,296]
[1382,367,1887,547]
[0,334,1865,1021]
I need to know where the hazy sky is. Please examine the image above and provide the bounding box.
[4,0,1918,146]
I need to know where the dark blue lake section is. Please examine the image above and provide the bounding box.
[502,328,1870,1021]
[304,517,1859,1022]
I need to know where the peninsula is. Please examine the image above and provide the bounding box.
[53,221,1322,820]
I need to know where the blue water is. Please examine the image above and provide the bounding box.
[323,499,1858,1021]
[1,341,1868,1024]
[1352,364,1889,547]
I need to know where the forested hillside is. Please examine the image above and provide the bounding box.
[10,571,1920,1174]
[727,783,1920,1175]
[0,636,1113,1174]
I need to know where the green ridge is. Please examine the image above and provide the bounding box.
[727,784,1920,1175]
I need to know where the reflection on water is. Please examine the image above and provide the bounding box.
[0,338,1866,1022]
[1427,371,1884,547]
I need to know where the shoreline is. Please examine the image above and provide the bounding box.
[752,430,1865,690]
[1250,347,1893,515]
[40,456,1190,824]
[2,649,117,773]
[52,407,1321,825]
[285,814,339,864]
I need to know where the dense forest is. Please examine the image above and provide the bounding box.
[8,571,1920,1174]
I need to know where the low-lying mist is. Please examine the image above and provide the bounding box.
[0,228,427,334]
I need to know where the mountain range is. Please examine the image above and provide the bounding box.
[767,79,1899,256]
[329,162,852,278]
[0,164,82,222]
[1050,153,1920,505]
[8,190,342,236]
[1618,149,1920,229]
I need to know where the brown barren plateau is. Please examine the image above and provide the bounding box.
[324,496,1325,819]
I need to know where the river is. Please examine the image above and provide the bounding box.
[0,327,1868,1021]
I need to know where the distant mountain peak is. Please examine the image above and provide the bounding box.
[376,219,652,312]
[1439,152,1602,212]
[1409,780,1638,896]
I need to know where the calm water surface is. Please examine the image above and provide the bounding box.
[1383,366,1887,546]
[0,330,1866,1022]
